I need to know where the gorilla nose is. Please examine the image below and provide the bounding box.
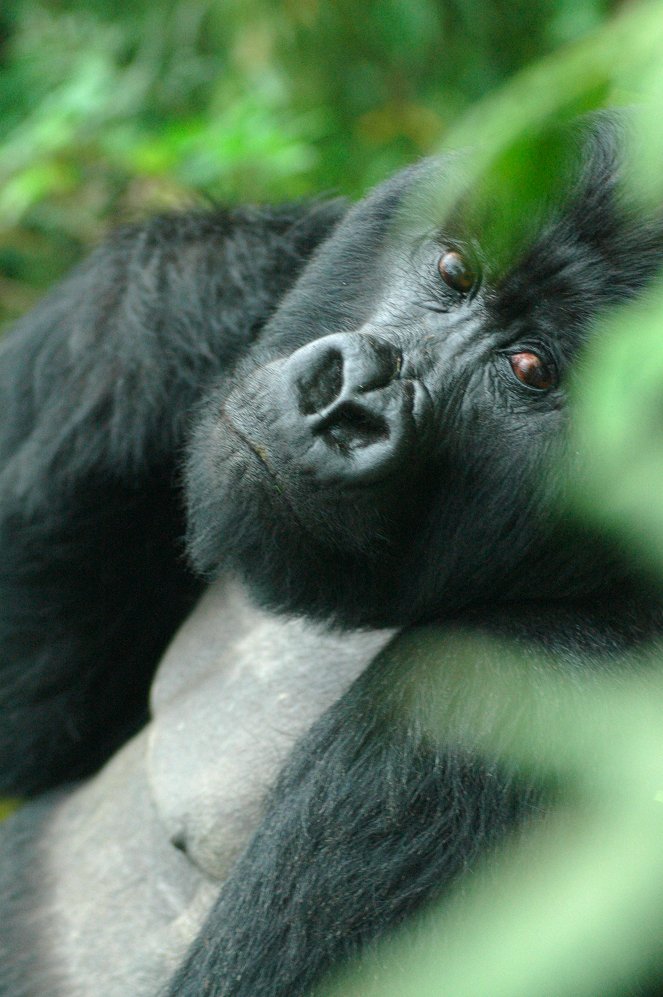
[288,333,403,454]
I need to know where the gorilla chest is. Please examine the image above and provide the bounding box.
[12,578,392,997]
[147,576,394,878]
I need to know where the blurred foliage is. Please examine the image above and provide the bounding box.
[577,278,663,570]
[314,632,663,997]
[0,797,19,821]
[309,3,663,996]
[0,0,613,324]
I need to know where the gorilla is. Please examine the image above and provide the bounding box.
[0,118,662,997]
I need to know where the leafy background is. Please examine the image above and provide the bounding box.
[3,1,663,995]
[0,0,612,325]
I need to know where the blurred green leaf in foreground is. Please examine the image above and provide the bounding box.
[313,3,663,995]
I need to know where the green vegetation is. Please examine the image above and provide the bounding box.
[0,0,612,324]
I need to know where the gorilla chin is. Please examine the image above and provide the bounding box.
[185,337,436,628]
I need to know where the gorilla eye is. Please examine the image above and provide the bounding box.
[438,250,477,294]
[508,351,556,391]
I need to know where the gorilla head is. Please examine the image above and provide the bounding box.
[185,125,663,629]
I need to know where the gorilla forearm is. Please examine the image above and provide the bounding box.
[165,636,538,997]
[0,472,202,793]
[165,596,660,997]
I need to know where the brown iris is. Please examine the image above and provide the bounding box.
[509,351,556,390]
[438,250,476,294]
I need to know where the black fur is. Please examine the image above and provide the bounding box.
[0,201,345,792]
[1,120,662,996]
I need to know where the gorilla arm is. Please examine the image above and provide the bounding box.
[0,201,345,795]
[165,597,660,997]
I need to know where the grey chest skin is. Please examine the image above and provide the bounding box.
[0,578,393,997]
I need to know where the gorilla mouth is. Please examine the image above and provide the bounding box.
[223,363,418,488]
[317,399,391,452]
[219,406,280,485]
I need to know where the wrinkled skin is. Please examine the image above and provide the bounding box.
[1,120,663,997]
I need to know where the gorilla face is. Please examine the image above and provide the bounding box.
[185,146,662,628]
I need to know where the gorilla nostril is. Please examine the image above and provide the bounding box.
[319,401,389,452]
[297,349,344,415]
